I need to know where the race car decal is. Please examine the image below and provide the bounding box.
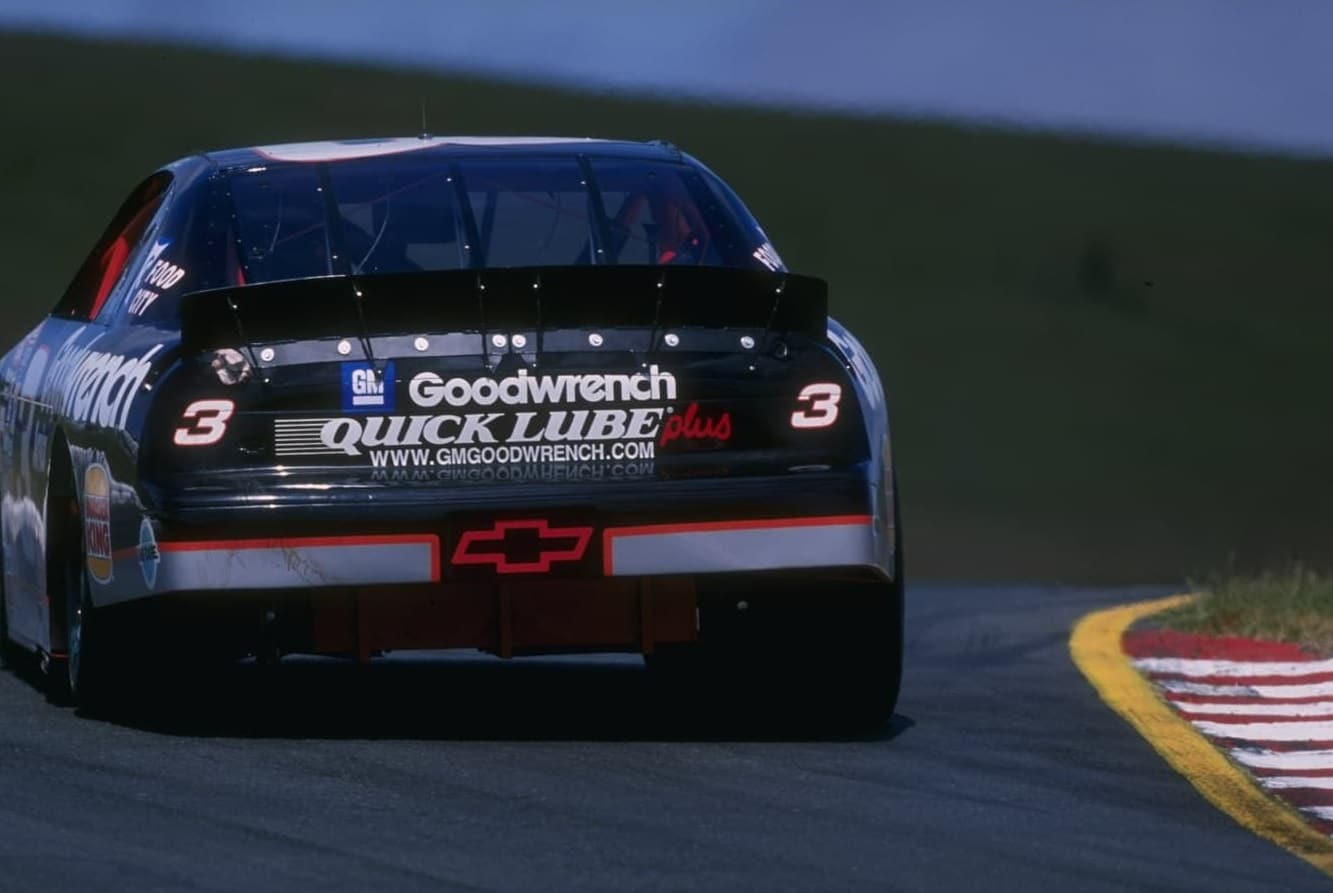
[127,240,186,316]
[406,368,676,409]
[275,366,684,467]
[369,458,654,484]
[277,416,665,460]
[45,332,162,428]
[83,463,113,584]
[791,383,842,429]
[138,518,159,589]
[173,399,234,446]
[602,515,876,577]
[342,361,395,412]
[451,519,593,574]
[658,402,731,447]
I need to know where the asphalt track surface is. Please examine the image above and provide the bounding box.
[1,584,1329,892]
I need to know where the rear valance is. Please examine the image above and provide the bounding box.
[179,266,828,350]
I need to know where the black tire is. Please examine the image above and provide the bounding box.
[0,545,13,670]
[646,575,903,734]
[827,492,906,732]
[818,465,906,731]
[833,471,906,730]
[807,574,903,732]
[649,481,905,734]
[64,546,105,709]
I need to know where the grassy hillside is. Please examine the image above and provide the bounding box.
[3,30,1331,581]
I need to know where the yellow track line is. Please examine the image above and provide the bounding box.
[1070,594,1333,877]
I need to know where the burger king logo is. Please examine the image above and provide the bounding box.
[83,463,112,584]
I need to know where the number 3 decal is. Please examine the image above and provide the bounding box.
[791,383,842,429]
[173,399,235,446]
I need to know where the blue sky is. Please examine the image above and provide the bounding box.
[4,0,1331,156]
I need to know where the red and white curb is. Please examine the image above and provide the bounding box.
[1126,630,1333,835]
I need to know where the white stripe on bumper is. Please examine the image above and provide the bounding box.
[155,535,440,593]
[602,515,878,577]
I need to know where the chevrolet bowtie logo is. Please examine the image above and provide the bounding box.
[451,519,593,574]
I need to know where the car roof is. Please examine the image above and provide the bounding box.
[198,136,683,171]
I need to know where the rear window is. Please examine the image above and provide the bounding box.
[225,155,769,285]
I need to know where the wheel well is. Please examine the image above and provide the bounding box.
[45,431,75,654]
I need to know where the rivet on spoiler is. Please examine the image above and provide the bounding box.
[491,334,508,349]
[664,333,680,348]
[414,337,429,352]
[260,347,275,362]
[337,339,352,356]
[588,333,604,347]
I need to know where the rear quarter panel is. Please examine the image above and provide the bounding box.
[1,316,179,646]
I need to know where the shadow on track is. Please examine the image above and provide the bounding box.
[10,652,915,744]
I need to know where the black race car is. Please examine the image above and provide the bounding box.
[0,136,902,726]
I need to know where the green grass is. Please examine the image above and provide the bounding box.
[3,29,1332,581]
[1157,568,1333,653]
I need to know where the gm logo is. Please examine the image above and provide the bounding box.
[341,360,395,412]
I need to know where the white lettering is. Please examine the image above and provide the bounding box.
[361,416,408,447]
[457,413,502,443]
[423,414,459,445]
[625,407,665,440]
[407,366,677,410]
[444,378,471,406]
[542,410,589,442]
[53,343,163,429]
[578,377,605,402]
[586,409,626,441]
[322,418,363,455]
[508,411,541,442]
[409,371,445,407]
[308,405,669,459]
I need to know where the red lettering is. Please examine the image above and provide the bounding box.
[659,402,733,447]
[660,415,684,445]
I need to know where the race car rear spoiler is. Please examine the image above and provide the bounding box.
[179,266,828,351]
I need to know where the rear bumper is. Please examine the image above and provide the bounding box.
[603,515,877,576]
[133,515,879,597]
[103,467,895,606]
[149,534,443,593]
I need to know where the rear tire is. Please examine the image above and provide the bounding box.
[45,455,124,713]
[0,549,14,670]
[806,578,903,732]
[647,575,903,734]
[649,493,905,733]
[65,552,107,710]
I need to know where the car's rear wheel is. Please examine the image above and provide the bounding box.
[45,455,123,712]
[648,573,903,733]
[64,544,102,706]
[802,577,903,731]
[649,494,905,733]
[0,545,15,670]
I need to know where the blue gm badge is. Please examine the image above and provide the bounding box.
[138,517,160,590]
[341,360,395,413]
